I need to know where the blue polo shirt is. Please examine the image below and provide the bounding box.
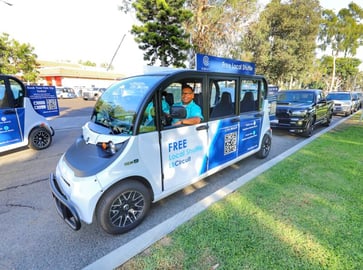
[172,100,204,123]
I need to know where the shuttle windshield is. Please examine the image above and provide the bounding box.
[91,75,164,134]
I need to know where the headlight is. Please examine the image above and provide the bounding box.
[291,110,307,117]
[98,141,117,155]
[341,102,351,108]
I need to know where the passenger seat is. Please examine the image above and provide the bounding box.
[210,92,234,118]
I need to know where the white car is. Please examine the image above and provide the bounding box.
[56,87,77,99]
[82,87,105,101]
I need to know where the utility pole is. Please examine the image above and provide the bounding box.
[107,34,126,71]
[1,0,12,6]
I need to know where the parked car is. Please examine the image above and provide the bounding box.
[1,74,54,152]
[352,92,361,111]
[270,89,333,137]
[56,87,77,99]
[326,91,354,116]
[82,87,106,101]
[352,92,360,112]
[356,92,363,110]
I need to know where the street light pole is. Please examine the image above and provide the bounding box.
[1,0,13,6]
[107,33,126,71]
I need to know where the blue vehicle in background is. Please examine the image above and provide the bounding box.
[0,74,55,153]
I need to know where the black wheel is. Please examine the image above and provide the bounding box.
[28,127,52,150]
[302,119,314,137]
[256,134,271,159]
[324,111,332,126]
[96,180,151,235]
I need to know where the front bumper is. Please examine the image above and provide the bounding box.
[270,118,307,133]
[333,106,350,115]
[49,173,81,231]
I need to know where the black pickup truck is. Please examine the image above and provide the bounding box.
[270,89,333,137]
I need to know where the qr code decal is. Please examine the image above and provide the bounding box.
[224,132,237,155]
[47,99,58,110]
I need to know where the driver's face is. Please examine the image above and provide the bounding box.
[181,87,194,105]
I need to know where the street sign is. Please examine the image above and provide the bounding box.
[195,53,255,75]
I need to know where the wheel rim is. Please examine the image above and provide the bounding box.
[308,122,313,136]
[305,121,313,137]
[262,136,271,156]
[109,190,145,228]
[33,130,50,148]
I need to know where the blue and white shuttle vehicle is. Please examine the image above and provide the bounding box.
[0,74,54,153]
[50,69,272,234]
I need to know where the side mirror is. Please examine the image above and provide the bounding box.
[170,105,186,119]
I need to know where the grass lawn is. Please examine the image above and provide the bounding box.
[118,113,363,270]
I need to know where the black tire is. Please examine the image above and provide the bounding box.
[324,111,332,126]
[256,134,272,159]
[28,127,52,150]
[302,119,314,137]
[96,180,151,235]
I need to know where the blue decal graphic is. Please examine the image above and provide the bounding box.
[168,139,203,168]
[26,86,59,117]
[238,119,260,155]
[208,118,261,170]
[0,112,23,147]
[196,53,255,75]
[209,121,239,170]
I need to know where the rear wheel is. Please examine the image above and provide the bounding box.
[28,127,52,150]
[96,180,151,235]
[256,134,271,159]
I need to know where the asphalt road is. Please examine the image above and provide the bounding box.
[0,98,345,270]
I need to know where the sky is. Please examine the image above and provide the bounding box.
[1,0,363,76]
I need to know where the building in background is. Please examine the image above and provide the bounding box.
[37,60,125,88]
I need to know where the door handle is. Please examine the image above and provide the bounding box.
[196,124,208,131]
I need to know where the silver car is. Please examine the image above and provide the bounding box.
[326,92,354,116]
[352,92,361,111]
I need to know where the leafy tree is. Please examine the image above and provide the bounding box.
[318,2,363,91]
[121,0,258,67]
[119,0,135,14]
[320,56,361,90]
[100,62,113,70]
[78,60,97,67]
[243,0,321,89]
[183,0,258,66]
[0,33,38,82]
[131,0,192,67]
